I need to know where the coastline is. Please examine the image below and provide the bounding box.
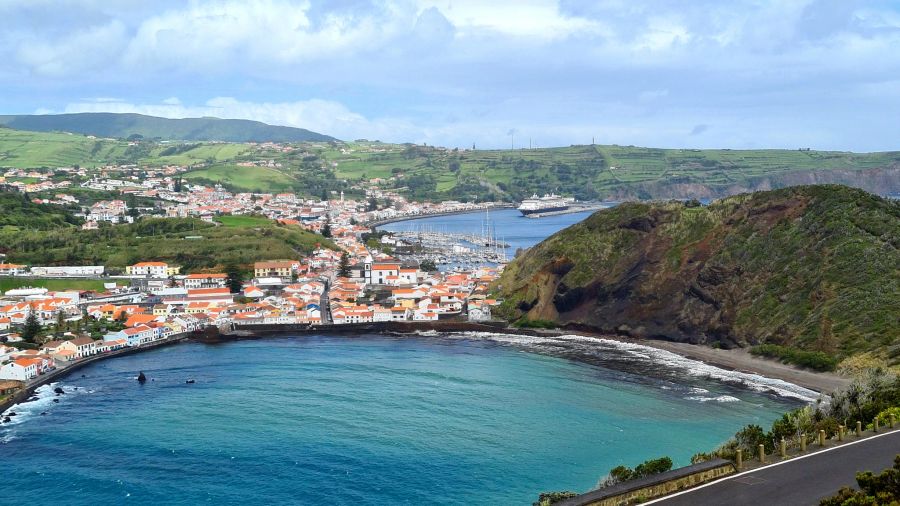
[0,333,191,415]
[221,321,849,397]
[2,322,850,416]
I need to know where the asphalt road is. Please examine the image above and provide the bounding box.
[652,429,900,506]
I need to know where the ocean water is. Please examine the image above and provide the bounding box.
[378,208,595,257]
[0,334,809,505]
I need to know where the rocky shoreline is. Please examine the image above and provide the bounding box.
[2,321,849,417]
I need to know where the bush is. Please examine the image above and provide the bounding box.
[598,456,673,488]
[514,318,558,329]
[819,455,900,505]
[750,344,839,371]
[533,491,578,506]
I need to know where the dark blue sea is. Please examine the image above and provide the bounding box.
[0,333,811,505]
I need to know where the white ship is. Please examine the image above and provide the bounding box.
[517,193,574,216]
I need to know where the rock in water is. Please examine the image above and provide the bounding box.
[137,372,147,384]
[54,387,65,395]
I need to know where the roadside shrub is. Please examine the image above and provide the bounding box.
[533,491,578,506]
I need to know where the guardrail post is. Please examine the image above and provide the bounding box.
[856,421,862,437]
[891,414,896,429]
[818,430,826,446]
[800,433,807,452]
[838,425,844,441]
[874,418,879,433]
[736,449,742,470]
[758,444,765,464]
[780,438,787,459]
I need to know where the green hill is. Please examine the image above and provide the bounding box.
[494,185,900,366]
[323,142,900,201]
[0,113,336,143]
[0,190,82,232]
[0,199,334,272]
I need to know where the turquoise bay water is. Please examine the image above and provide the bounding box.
[1,334,804,505]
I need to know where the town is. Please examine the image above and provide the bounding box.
[0,162,506,393]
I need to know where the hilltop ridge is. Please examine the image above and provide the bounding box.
[0,112,336,143]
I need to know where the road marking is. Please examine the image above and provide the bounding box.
[644,428,900,504]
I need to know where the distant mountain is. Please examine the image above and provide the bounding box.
[494,185,900,365]
[0,113,336,143]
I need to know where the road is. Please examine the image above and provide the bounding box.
[652,429,900,505]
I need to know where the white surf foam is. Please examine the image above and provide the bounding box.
[451,332,821,403]
[1,383,89,438]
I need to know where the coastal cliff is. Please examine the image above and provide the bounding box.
[493,185,899,363]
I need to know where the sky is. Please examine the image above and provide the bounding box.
[1,0,899,151]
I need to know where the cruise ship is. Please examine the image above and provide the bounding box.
[517,193,573,216]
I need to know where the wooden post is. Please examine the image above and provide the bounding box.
[736,449,742,470]
[856,421,862,437]
[891,414,896,429]
[874,418,879,433]
[838,425,844,441]
[780,438,787,459]
[758,444,765,464]
[818,429,826,446]
[800,433,807,452]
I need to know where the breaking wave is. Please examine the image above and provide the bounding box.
[445,332,820,403]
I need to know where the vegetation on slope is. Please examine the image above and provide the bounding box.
[0,113,335,143]
[0,190,82,232]
[0,212,335,272]
[494,185,899,364]
[324,142,900,201]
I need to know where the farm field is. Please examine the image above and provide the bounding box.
[182,164,297,192]
[0,277,108,293]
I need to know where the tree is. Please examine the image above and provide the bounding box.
[338,252,351,278]
[321,189,329,201]
[420,259,437,272]
[321,220,332,238]
[820,455,900,505]
[174,177,183,193]
[225,263,244,294]
[21,310,42,342]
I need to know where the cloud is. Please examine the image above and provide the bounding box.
[2,0,900,150]
[689,124,709,136]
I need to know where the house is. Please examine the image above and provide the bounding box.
[126,262,181,278]
[186,288,234,304]
[41,340,77,355]
[0,263,27,275]
[125,313,159,328]
[184,273,228,289]
[68,337,98,358]
[0,379,24,396]
[254,260,297,280]
[0,317,10,331]
[413,310,439,321]
[0,358,40,381]
[367,262,400,285]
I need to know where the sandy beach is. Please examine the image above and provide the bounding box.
[633,339,852,395]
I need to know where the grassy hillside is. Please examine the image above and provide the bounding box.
[0,113,335,143]
[323,143,900,201]
[1,215,335,272]
[0,278,108,293]
[183,164,297,193]
[0,190,82,232]
[494,185,900,365]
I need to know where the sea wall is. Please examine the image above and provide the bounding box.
[225,320,514,338]
[556,459,735,506]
